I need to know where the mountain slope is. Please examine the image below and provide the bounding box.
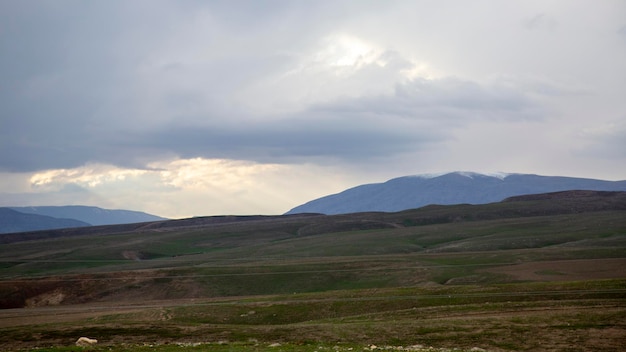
[10,205,167,226]
[1,191,625,299]
[0,208,91,234]
[285,172,626,215]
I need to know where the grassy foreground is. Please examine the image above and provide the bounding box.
[6,342,490,352]
[3,279,625,352]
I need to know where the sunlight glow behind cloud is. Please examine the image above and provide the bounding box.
[1,1,625,217]
[30,165,148,190]
[153,158,282,191]
[9,159,362,218]
[318,34,379,68]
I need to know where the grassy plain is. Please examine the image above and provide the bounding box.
[1,192,625,351]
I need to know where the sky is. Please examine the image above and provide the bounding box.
[1,0,625,218]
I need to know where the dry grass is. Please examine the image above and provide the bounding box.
[1,193,625,351]
[2,280,625,351]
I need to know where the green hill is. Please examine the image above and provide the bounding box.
[1,190,625,305]
[0,191,624,351]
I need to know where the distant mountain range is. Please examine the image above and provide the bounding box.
[0,208,91,234]
[0,206,167,234]
[285,172,626,215]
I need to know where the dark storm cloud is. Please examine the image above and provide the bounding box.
[0,0,522,172]
[0,1,386,172]
[0,1,143,171]
[0,69,539,172]
[129,77,537,164]
[143,114,438,164]
[0,2,540,173]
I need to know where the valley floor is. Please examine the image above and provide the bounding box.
[1,279,625,352]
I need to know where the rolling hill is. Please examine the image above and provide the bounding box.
[1,190,625,351]
[285,171,626,214]
[1,190,624,297]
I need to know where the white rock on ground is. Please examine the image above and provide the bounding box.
[75,337,98,347]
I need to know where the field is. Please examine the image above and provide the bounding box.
[1,191,625,351]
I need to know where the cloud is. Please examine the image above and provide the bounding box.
[524,14,558,31]
[576,120,626,159]
[0,182,109,209]
[1,1,404,172]
[314,78,541,121]
[619,25,626,41]
[1,1,625,215]
[0,36,545,173]
[0,159,368,217]
[30,165,149,190]
[2,1,617,171]
[4,74,543,172]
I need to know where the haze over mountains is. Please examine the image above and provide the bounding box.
[286,172,626,215]
[0,206,167,234]
[0,208,91,234]
[3,171,626,234]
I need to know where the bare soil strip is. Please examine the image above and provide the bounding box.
[483,258,626,281]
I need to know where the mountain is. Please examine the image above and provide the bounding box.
[0,208,91,234]
[9,205,167,226]
[285,172,626,215]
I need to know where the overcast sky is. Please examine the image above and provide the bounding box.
[1,0,625,218]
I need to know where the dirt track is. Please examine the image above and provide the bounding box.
[483,258,626,281]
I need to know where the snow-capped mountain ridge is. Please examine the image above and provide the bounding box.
[411,171,513,180]
[286,172,626,215]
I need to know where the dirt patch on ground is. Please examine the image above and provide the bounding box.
[482,258,626,281]
[25,288,66,307]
